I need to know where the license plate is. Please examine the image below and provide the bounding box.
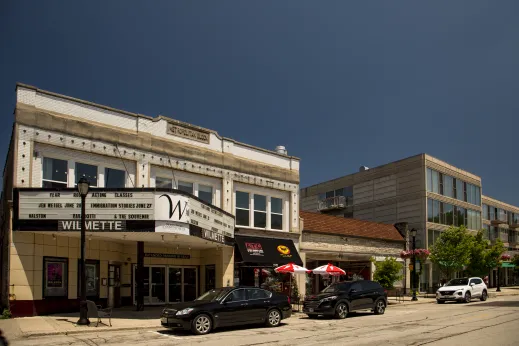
[309,308,314,312]
[161,317,168,323]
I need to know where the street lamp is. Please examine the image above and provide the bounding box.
[496,267,501,292]
[76,177,90,325]
[410,228,418,301]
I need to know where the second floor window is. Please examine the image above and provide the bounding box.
[75,162,98,186]
[42,157,68,188]
[178,180,193,194]
[236,191,250,226]
[105,168,125,188]
[198,184,213,205]
[254,194,267,228]
[271,197,283,230]
[156,177,173,189]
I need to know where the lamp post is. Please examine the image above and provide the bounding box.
[76,177,90,325]
[411,228,418,301]
[496,267,501,292]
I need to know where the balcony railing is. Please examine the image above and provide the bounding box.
[491,217,508,225]
[318,196,352,211]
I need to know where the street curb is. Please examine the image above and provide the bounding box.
[21,325,160,338]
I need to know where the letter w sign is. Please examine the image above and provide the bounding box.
[155,194,190,223]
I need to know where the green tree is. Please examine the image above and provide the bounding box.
[373,257,403,290]
[467,231,506,277]
[512,254,519,268]
[430,226,473,279]
[485,239,506,270]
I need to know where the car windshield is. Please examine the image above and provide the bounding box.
[195,289,228,301]
[321,284,338,293]
[445,279,469,286]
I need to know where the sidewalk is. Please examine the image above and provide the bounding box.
[0,306,164,340]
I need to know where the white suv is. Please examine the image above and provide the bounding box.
[436,277,488,304]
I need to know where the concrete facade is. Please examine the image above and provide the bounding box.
[0,84,301,316]
[300,154,519,290]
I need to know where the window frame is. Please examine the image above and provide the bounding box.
[43,256,69,298]
[235,191,251,227]
[104,167,126,188]
[42,157,69,188]
[270,197,283,230]
[253,194,267,228]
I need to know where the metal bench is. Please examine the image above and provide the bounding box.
[86,300,113,327]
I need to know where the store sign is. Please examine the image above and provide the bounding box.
[245,242,265,256]
[14,189,235,242]
[167,124,210,144]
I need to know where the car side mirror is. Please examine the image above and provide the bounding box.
[470,283,475,287]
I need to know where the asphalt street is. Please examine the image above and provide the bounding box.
[9,296,519,346]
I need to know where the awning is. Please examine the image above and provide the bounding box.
[234,235,303,266]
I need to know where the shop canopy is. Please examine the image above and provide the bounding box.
[234,235,303,266]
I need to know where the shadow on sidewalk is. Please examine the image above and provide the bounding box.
[465,300,519,308]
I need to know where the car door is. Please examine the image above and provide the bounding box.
[468,278,479,297]
[348,282,366,311]
[219,289,252,327]
[245,288,272,322]
[362,281,380,308]
[473,278,484,297]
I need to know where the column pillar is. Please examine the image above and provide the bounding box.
[135,241,144,311]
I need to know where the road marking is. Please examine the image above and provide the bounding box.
[148,330,184,339]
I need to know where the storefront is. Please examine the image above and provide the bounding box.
[9,187,235,316]
[233,235,303,296]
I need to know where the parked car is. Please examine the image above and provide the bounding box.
[436,277,488,303]
[160,287,292,335]
[303,280,388,319]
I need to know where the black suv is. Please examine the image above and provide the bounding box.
[303,280,387,319]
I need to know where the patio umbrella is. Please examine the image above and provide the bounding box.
[312,263,346,276]
[274,263,310,301]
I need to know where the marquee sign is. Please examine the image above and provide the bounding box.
[13,188,235,244]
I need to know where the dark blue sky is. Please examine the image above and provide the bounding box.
[1,1,519,204]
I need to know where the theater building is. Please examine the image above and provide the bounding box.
[0,84,301,316]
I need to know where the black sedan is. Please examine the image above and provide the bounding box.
[161,287,292,335]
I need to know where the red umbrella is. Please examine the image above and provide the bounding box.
[312,263,346,276]
[274,263,310,301]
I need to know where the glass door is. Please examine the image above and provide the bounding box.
[184,268,198,302]
[168,267,182,303]
[150,267,166,304]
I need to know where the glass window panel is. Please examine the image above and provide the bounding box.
[444,204,454,225]
[177,181,193,194]
[254,211,267,228]
[271,214,283,230]
[156,177,173,189]
[489,207,496,220]
[254,195,267,212]
[44,258,68,297]
[428,229,434,247]
[75,162,98,186]
[105,168,125,188]
[198,184,213,204]
[427,199,434,222]
[432,200,440,223]
[482,204,489,220]
[475,186,481,205]
[318,193,326,201]
[476,212,481,230]
[443,176,454,198]
[236,191,249,209]
[457,207,466,227]
[471,185,476,205]
[334,188,344,197]
[456,180,464,200]
[271,197,283,214]
[325,191,334,198]
[43,157,68,183]
[431,170,439,193]
[427,168,432,192]
[236,209,249,226]
[343,186,353,197]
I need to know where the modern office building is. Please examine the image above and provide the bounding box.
[301,154,519,290]
[0,84,302,316]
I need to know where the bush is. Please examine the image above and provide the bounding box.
[373,257,403,290]
[0,308,11,319]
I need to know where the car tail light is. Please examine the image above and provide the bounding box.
[288,296,291,304]
[384,289,387,295]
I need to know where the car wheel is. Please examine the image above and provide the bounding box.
[464,292,471,303]
[266,309,281,327]
[437,300,445,304]
[480,290,488,301]
[191,314,212,335]
[373,300,386,315]
[334,303,348,319]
